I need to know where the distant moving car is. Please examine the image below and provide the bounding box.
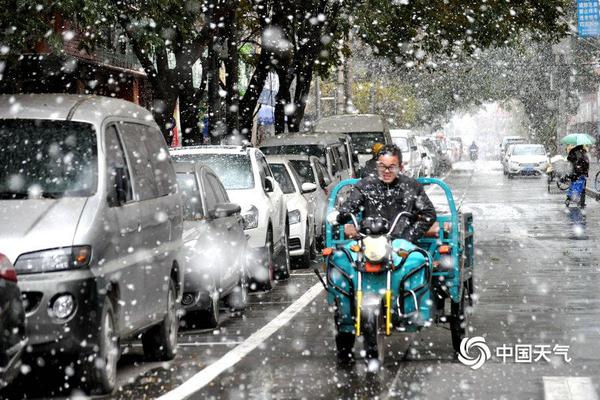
[260,132,355,182]
[500,135,527,160]
[278,155,332,247]
[266,156,317,267]
[501,144,517,174]
[174,162,247,328]
[171,146,290,290]
[505,144,549,178]
[0,253,26,389]
[0,94,183,395]
[314,114,392,167]
[390,129,423,178]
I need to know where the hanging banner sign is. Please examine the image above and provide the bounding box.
[577,0,600,37]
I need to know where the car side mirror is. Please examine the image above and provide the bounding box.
[113,167,129,206]
[301,182,317,194]
[411,145,418,151]
[264,176,275,193]
[421,152,427,158]
[208,203,241,219]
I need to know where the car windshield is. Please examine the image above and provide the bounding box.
[288,160,315,184]
[172,154,254,190]
[391,137,409,152]
[512,145,545,156]
[176,172,203,220]
[260,144,325,158]
[269,164,296,194]
[348,132,386,153]
[0,119,98,199]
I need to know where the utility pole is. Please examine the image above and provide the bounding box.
[336,59,345,115]
[315,76,321,120]
[344,31,353,113]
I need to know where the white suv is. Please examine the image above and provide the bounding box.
[170,146,290,290]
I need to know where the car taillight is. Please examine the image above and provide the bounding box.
[0,253,17,282]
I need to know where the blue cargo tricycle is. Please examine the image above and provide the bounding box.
[315,178,475,365]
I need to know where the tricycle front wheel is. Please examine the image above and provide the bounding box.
[361,304,385,367]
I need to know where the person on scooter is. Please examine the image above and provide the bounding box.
[361,142,385,178]
[566,144,589,208]
[469,141,479,160]
[328,144,436,243]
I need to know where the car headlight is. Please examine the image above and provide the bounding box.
[15,246,91,274]
[362,236,389,263]
[288,209,302,225]
[242,206,259,229]
[509,161,519,167]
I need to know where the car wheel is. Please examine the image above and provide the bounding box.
[81,301,119,395]
[275,227,291,280]
[298,225,312,268]
[252,230,275,291]
[142,278,178,361]
[225,269,248,312]
[194,288,220,328]
[507,173,514,179]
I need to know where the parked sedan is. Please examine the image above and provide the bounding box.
[174,162,248,328]
[276,155,332,248]
[266,156,317,268]
[0,253,26,389]
[506,144,549,178]
[171,146,290,291]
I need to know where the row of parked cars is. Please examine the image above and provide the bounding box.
[0,96,455,395]
[0,97,393,395]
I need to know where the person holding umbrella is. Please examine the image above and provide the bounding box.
[561,133,595,208]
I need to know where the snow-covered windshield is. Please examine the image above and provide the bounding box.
[512,145,545,156]
[348,132,385,153]
[172,154,254,190]
[269,164,296,194]
[260,144,325,158]
[0,119,97,199]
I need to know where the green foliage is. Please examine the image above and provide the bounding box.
[354,0,570,64]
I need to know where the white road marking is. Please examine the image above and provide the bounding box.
[178,341,243,347]
[543,377,599,400]
[157,282,324,400]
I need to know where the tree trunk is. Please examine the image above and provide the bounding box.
[225,4,240,136]
[239,49,273,138]
[288,65,314,133]
[274,64,293,135]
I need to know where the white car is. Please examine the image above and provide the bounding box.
[390,129,423,178]
[274,155,332,248]
[170,146,290,290]
[505,144,549,178]
[266,156,317,267]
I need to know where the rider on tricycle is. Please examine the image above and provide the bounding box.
[316,145,475,368]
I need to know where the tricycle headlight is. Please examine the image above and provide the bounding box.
[288,209,302,225]
[15,246,91,275]
[242,205,259,229]
[362,236,389,263]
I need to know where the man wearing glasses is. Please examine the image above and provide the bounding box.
[328,144,436,243]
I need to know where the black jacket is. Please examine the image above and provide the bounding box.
[567,146,589,179]
[337,174,436,243]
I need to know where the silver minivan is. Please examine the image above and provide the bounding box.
[0,94,183,394]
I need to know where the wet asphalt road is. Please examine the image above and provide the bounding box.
[4,161,600,400]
